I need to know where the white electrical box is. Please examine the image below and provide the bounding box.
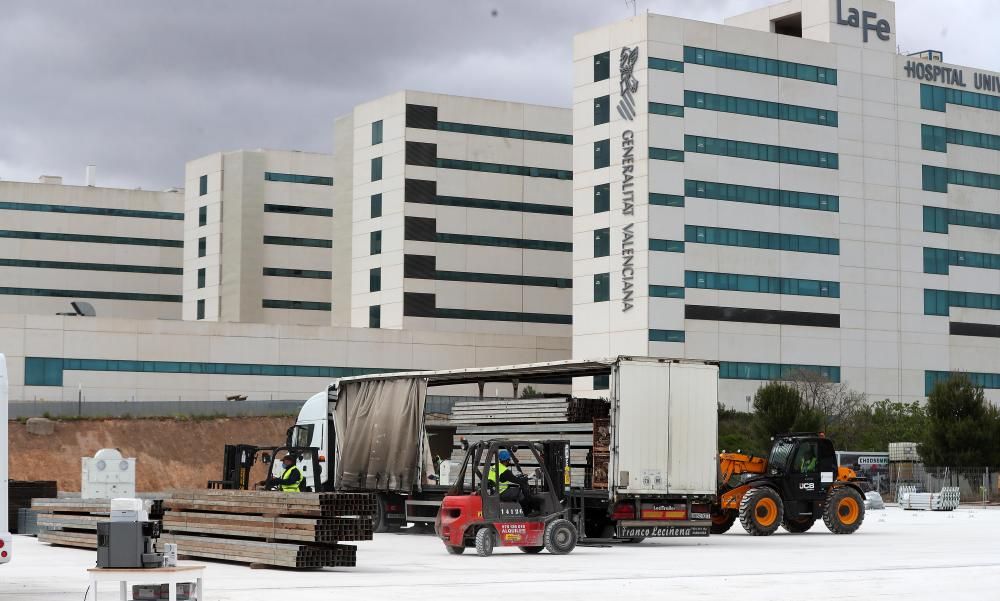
[82,449,136,499]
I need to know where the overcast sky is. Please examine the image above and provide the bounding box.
[2,0,996,190]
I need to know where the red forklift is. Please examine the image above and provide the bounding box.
[435,439,578,556]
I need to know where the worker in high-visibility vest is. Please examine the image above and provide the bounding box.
[260,454,304,492]
[488,449,534,512]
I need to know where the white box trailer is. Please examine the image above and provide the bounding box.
[286,356,719,538]
[1,354,11,563]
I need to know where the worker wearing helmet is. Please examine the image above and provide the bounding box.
[488,449,534,512]
[259,453,304,492]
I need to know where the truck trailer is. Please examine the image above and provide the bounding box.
[270,356,719,539]
[1,354,12,563]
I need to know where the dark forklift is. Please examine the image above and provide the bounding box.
[436,439,578,556]
[713,433,868,535]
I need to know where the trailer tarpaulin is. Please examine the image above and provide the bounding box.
[334,376,427,492]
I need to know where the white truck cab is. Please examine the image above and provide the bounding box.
[286,383,338,490]
[1,354,12,563]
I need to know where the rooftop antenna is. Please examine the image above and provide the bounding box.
[625,0,636,16]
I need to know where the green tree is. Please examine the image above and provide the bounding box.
[718,404,761,455]
[922,373,1000,466]
[851,400,929,451]
[519,385,543,399]
[751,382,822,450]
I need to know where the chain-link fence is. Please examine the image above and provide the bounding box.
[885,464,999,504]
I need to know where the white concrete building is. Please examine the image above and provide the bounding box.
[573,0,1000,405]
[333,91,573,336]
[0,176,183,320]
[184,150,335,326]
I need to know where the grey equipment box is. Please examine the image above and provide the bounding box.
[96,521,162,568]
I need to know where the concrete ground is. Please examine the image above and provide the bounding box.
[2,506,998,601]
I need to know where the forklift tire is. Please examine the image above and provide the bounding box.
[739,487,783,536]
[823,487,865,534]
[710,508,737,534]
[519,546,544,554]
[475,527,496,557]
[544,519,578,555]
[781,515,816,533]
[446,545,466,555]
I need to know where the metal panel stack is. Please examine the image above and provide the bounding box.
[34,497,165,549]
[8,480,57,534]
[449,397,610,487]
[898,486,961,511]
[591,418,611,490]
[157,490,375,569]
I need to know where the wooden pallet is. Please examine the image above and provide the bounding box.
[38,528,98,549]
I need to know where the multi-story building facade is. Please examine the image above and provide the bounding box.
[184,150,335,325]
[573,0,1000,405]
[0,176,183,319]
[333,91,573,336]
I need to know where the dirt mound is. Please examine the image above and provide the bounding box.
[9,417,291,492]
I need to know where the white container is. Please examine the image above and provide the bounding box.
[888,442,921,462]
[610,359,718,496]
[82,449,136,499]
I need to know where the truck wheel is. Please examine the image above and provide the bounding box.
[710,507,737,534]
[823,487,865,534]
[519,546,543,554]
[739,487,783,536]
[781,515,816,533]
[475,527,496,557]
[544,519,578,555]
[374,494,389,533]
[446,545,465,555]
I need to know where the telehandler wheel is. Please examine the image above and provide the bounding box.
[475,527,496,557]
[544,519,578,555]
[823,487,865,534]
[739,487,784,536]
[519,546,544,553]
[781,515,816,533]
[710,507,737,534]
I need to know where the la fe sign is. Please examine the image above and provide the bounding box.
[835,0,890,43]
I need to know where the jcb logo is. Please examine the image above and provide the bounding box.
[799,482,815,491]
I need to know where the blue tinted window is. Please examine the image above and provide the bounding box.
[594,228,610,257]
[0,201,183,220]
[370,267,381,292]
[649,239,684,253]
[649,193,684,207]
[922,165,1000,193]
[199,175,207,196]
[685,270,839,297]
[263,267,332,279]
[685,179,838,212]
[263,235,332,248]
[685,135,838,169]
[684,46,836,85]
[649,285,684,298]
[594,96,610,125]
[649,102,684,117]
[264,204,333,217]
[923,247,1000,274]
[371,194,382,218]
[719,361,840,382]
[684,225,839,255]
[370,231,382,255]
[0,230,182,247]
[0,258,180,275]
[369,305,381,328]
[437,121,572,144]
[0,287,179,303]
[594,140,610,169]
[650,147,684,162]
[920,83,1000,113]
[594,273,610,302]
[924,288,1000,316]
[594,52,610,81]
[428,195,571,215]
[264,172,333,186]
[925,370,1000,395]
[372,120,383,145]
[435,232,571,252]
[649,329,685,342]
[436,158,572,180]
[594,184,610,213]
[684,91,837,126]
[648,57,683,72]
[262,299,332,311]
[371,157,382,182]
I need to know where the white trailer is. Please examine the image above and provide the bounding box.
[1,354,11,563]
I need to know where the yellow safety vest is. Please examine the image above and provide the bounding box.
[281,466,302,493]
[487,462,509,493]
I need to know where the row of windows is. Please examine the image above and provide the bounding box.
[24,357,395,387]
[436,158,572,180]
[431,269,572,289]
[262,299,332,311]
[923,206,1000,233]
[262,235,333,249]
[649,102,684,117]
[951,322,1000,339]
[921,124,1000,153]
[683,46,837,85]
[264,172,333,186]
[925,370,1000,394]
[650,147,685,162]
[263,267,332,279]
[923,247,1000,274]
[650,193,685,207]
[920,84,1000,113]
[648,56,684,73]
[685,271,840,297]
[0,287,180,303]
[434,306,572,325]
[684,91,838,127]
[649,285,685,298]
[649,329,685,342]
[649,239,684,253]
[925,289,1000,316]
[687,304,840,328]
[685,179,839,212]
[0,201,183,221]
[263,204,333,217]
[719,362,841,382]
[923,165,1000,193]
[685,135,839,169]
[0,230,183,248]
[685,225,840,255]
[0,258,181,275]
[435,232,572,252]
[437,121,572,145]
[431,194,572,216]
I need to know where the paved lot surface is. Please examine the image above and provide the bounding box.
[2,506,998,600]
